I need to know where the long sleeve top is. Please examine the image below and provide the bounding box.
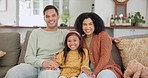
[83,31,123,78]
[24,28,68,67]
[55,48,90,78]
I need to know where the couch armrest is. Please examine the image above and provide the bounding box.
[0,32,21,66]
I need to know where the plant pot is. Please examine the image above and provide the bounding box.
[135,23,143,27]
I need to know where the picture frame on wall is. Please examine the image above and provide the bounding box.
[0,0,7,11]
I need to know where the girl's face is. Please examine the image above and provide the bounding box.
[82,18,95,38]
[67,34,80,51]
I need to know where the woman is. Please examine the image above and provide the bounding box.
[74,12,123,78]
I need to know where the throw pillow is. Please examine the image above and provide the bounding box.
[0,50,6,57]
[114,38,148,69]
[124,59,144,78]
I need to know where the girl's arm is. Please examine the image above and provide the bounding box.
[54,51,64,66]
[81,48,91,76]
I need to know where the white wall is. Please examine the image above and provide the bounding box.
[95,0,147,26]
[0,0,19,25]
[94,0,113,26]
[19,0,94,26]
[69,0,94,26]
[146,0,148,25]
[0,0,147,26]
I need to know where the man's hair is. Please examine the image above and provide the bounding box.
[43,5,59,15]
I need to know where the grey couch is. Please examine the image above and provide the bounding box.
[0,31,147,78]
[0,32,21,78]
[0,31,30,78]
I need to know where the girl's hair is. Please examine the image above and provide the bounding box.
[43,5,59,15]
[74,12,105,36]
[63,31,85,63]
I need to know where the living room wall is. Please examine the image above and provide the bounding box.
[0,0,147,26]
[0,0,19,25]
[95,0,148,26]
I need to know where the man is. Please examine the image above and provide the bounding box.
[5,5,68,78]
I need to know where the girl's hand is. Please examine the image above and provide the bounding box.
[81,67,91,76]
[51,54,58,61]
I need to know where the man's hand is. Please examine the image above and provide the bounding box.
[42,60,58,70]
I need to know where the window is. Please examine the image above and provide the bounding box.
[19,0,69,26]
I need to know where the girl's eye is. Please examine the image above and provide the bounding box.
[74,39,77,42]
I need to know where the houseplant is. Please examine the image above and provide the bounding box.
[131,12,146,26]
[60,13,69,26]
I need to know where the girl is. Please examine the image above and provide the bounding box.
[53,31,91,78]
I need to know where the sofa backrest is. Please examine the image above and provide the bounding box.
[0,32,21,66]
[111,34,148,73]
[18,31,32,64]
[17,30,148,73]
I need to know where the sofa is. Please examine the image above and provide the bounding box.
[112,34,148,73]
[0,31,147,78]
[0,31,30,78]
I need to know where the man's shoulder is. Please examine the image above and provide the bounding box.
[58,29,68,32]
[29,28,42,36]
[58,29,69,34]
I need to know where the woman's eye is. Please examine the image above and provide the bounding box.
[89,23,93,25]
[67,40,71,42]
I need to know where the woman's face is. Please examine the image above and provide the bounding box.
[82,18,95,38]
[67,34,80,50]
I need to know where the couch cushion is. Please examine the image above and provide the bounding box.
[114,37,148,69]
[18,31,32,64]
[112,43,124,72]
[0,66,13,78]
[0,32,21,66]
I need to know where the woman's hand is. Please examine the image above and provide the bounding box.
[91,73,96,78]
[112,37,123,42]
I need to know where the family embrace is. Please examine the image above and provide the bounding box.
[5,5,122,78]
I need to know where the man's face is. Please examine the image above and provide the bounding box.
[44,9,59,30]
